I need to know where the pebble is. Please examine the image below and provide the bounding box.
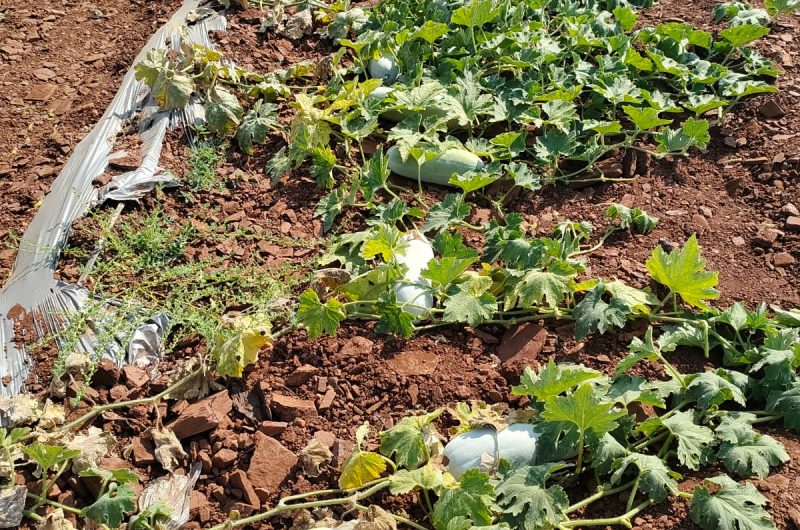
[785,216,800,233]
[760,99,786,119]
[782,203,800,217]
[773,252,796,267]
[731,236,746,247]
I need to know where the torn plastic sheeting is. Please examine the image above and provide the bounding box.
[0,1,227,399]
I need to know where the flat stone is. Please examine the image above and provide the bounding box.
[92,358,119,388]
[318,387,336,411]
[229,470,261,508]
[386,349,439,376]
[760,99,786,119]
[131,437,157,466]
[167,391,233,439]
[122,365,149,389]
[313,430,336,448]
[25,83,57,101]
[782,203,800,217]
[690,214,710,234]
[754,227,781,248]
[212,448,238,469]
[259,421,289,436]
[339,336,374,356]
[247,432,297,492]
[773,252,796,267]
[270,393,317,421]
[285,364,317,387]
[497,323,547,380]
[785,216,800,233]
[731,236,746,247]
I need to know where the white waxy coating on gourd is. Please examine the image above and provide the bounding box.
[386,146,484,187]
[368,57,400,85]
[394,235,434,317]
[368,85,395,100]
[443,423,539,479]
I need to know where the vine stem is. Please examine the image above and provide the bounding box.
[207,481,391,530]
[560,499,654,528]
[25,494,82,515]
[20,368,204,442]
[566,480,636,514]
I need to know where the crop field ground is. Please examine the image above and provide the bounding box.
[1,0,800,529]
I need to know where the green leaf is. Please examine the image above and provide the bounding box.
[204,86,243,136]
[533,130,578,162]
[604,280,659,314]
[315,187,347,233]
[412,20,450,43]
[265,147,292,182]
[375,291,415,338]
[23,443,80,472]
[297,289,346,339]
[617,327,662,374]
[389,464,445,494]
[79,467,140,486]
[236,100,278,155]
[443,275,497,326]
[613,5,638,31]
[542,383,625,438]
[646,234,719,309]
[212,314,272,378]
[611,452,679,502]
[594,433,628,475]
[82,483,137,528]
[684,370,747,409]
[423,194,471,233]
[765,0,800,15]
[720,24,770,47]
[656,118,711,153]
[495,464,569,530]
[716,421,789,479]
[504,270,572,310]
[380,410,442,469]
[135,49,194,110]
[690,475,774,530]
[512,360,602,402]
[450,169,501,194]
[623,106,672,130]
[606,375,666,408]
[605,204,658,234]
[422,256,477,289]
[361,147,391,202]
[432,470,495,530]
[360,224,404,262]
[573,282,630,339]
[339,422,387,489]
[451,0,499,28]
[660,411,715,470]
[766,383,800,429]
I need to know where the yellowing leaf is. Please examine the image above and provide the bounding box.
[212,314,272,378]
[339,450,386,489]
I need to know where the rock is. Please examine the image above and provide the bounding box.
[212,448,238,469]
[628,402,657,422]
[109,384,129,401]
[318,387,337,411]
[699,206,713,218]
[773,252,796,267]
[92,359,119,387]
[122,365,149,389]
[781,203,800,217]
[270,393,318,421]
[754,227,780,248]
[259,421,289,436]
[497,323,547,380]
[131,438,158,466]
[24,83,57,101]
[690,214,710,234]
[314,430,336,448]
[331,438,354,468]
[229,470,261,508]
[788,507,800,529]
[167,391,233,439]
[731,236,746,247]
[785,216,800,233]
[386,350,439,376]
[339,336,374,356]
[760,99,786,119]
[190,491,211,523]
[247,432,297,491]
[285,364,317,387]
[280,9,313,40]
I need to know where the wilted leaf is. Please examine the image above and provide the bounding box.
[151,426,187,472]
[68,426,115,473]
[300,438,333,477]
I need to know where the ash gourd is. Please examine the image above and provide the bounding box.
[394,233,435,317]
[443,424,540,479]
[367,57,484,186]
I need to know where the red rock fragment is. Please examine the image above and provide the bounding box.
[497,323,547,381]
[167,391,233,439]
[270,393,317,421]
[285,364,317,386]
[230,470,261,508]
[247,432,297,491]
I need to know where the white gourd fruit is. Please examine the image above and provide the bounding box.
[443,423,539,479]
[393,234,434,318]
[368,57,400,85]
